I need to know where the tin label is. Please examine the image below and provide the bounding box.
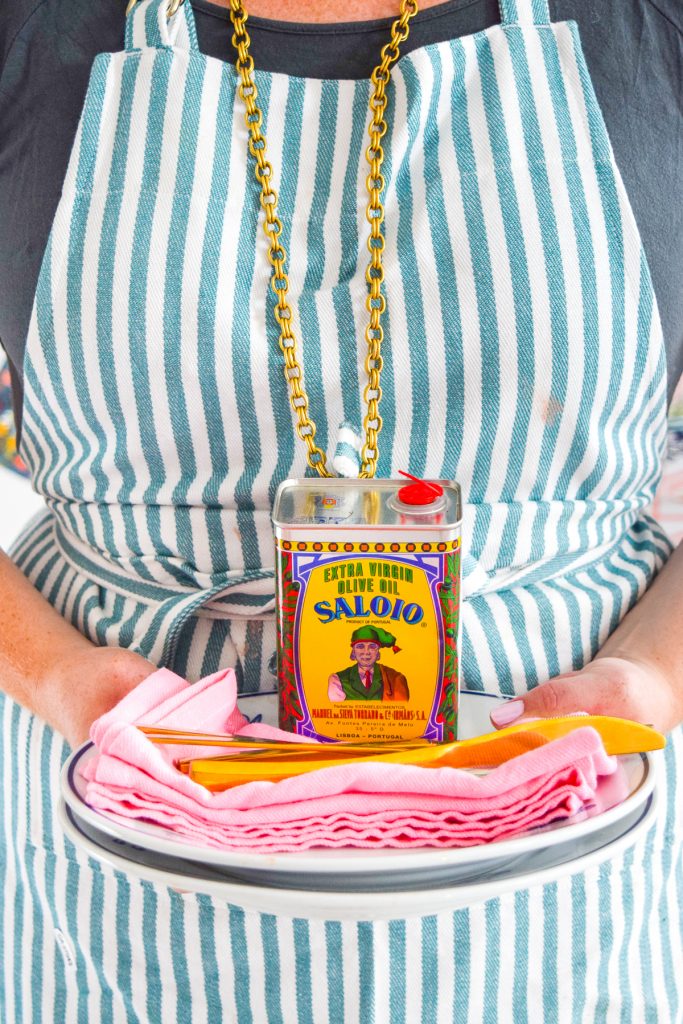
[277,539,460,742]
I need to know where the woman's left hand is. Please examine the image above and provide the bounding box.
[489,655,683,734]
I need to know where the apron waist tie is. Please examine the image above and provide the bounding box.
[52,519,276,666]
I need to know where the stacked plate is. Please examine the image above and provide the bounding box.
[60,691,658,921]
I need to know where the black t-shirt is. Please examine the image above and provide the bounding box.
[1,0,682,436]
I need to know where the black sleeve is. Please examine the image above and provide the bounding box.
[0,1,125,436]
[0,0,44,70]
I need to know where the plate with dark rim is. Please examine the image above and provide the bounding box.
[60,691,657,889]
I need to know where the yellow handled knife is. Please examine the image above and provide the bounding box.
[180,716,665,791]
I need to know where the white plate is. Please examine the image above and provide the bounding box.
[61,691,656,888]
[61,786,653,894]
[58,788,658,921]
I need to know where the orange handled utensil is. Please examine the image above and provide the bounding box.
[177,716,666,791]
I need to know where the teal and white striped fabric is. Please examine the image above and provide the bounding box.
[2,0,681,1019]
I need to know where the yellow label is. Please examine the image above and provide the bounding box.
[300,557,438,741]
[275,539,460,743]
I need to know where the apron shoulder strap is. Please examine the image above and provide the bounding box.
[498,0,551,25]
[125,0,199,52]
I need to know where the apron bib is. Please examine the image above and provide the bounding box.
[2,0,681,1019]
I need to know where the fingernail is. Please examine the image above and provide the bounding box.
[490,699,525,727]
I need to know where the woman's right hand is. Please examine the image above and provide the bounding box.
[45,644,155,749]
[0,548,154,749]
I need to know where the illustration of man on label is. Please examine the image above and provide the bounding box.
[328,626,410,702]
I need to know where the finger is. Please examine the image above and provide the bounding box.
[489,672,645,729]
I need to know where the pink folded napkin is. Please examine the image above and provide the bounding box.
[81,667,618,852]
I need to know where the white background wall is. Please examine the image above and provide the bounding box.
[0,466,45,549]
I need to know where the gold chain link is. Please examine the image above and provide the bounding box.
[229,0,419,477]
[125,0,184,17]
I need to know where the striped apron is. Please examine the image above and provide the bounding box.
[3,0,681,1019]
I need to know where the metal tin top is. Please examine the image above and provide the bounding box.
[272,478,462,531]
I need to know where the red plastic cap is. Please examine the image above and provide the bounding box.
[397,470,444,506]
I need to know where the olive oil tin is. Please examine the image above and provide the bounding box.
[273,477,462,743]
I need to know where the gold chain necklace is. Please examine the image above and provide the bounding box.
[229,0,419,477]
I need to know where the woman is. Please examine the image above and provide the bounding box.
[1,0,682,1019]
